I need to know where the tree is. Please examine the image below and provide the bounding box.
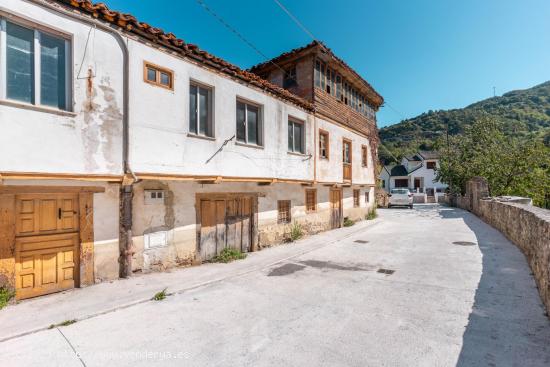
[435,117,550,208]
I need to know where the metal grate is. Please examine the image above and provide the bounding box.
[377,268,395,275]
[453,241,477,246]
[354,240,369,244]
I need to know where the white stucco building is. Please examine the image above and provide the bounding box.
[379,151,448,203]
[0,0,383,300]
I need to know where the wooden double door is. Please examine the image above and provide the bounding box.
[198,195,256,261]
[14,194,80,300]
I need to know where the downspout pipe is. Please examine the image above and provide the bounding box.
[30,0,134,277]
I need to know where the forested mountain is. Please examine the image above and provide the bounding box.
[379,81,550,163]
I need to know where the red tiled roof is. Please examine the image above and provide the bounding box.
[249,40,384,108]
[54,0,314,111]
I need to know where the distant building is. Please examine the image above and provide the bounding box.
[379,151,447,203]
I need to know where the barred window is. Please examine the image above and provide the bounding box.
[353,189,360,208]
[277,200,291,224]
[305,189,317,213]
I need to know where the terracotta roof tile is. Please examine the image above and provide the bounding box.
[56,0,313,111]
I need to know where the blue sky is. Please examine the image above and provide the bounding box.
[101,0,550,127]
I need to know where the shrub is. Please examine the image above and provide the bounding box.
[289,222,303,242]
[0,287,14,310]
[343,217,355,227]
[213,248,247,263]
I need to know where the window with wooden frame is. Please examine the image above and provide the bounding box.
[353,189,360,207]
[144,62,173,90]
[277,200,291,224]
[283,66,297,89]
[305,189,317,213]
[365,189,370,203]
[189,82,213,137]
[236,99,263,146]
[361,145,368,167]
[426,161,436,170]
[288,117,305,154]
[319,129,329,159]
[1,17,72,111]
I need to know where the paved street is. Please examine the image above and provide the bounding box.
[1,205,549,367]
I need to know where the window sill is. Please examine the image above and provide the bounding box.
[0,99,76,117]
[287,151,308,157]
[235,141,264,150]
[187,133,216,141]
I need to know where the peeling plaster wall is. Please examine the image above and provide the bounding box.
[130,181,375,273]
[0,0,123,175]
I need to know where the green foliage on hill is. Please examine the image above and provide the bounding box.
[379,81,550,163]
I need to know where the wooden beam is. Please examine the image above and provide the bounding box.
[121,173,135,187]
[0,185,105,194]
[0,171,121,182]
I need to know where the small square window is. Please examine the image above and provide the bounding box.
[144,62,173,90]
[145,190,165,205]
[277,200,291,224]
[305,189,317,213]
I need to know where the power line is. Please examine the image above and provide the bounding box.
[195,0,293,79]
[272,0,317,41]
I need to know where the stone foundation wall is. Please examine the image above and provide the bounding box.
[447,177,550,314]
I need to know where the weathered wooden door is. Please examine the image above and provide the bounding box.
[14,194,80,300]
[199,195,255,261]
[226,197,252,253]
[330,189,342,229]
[199,199,226,261]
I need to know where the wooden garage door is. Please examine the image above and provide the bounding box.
[14,194,79,300]
[199,195,254,261]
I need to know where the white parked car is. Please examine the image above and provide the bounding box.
[388,188,413,209]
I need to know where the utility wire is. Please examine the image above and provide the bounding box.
[195,0,294,79]
[272,0,317,41]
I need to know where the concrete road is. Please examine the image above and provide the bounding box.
[2,205,549,366]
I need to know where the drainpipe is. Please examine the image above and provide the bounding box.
[30,0,134,278]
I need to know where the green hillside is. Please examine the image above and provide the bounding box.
[379,81,550,163]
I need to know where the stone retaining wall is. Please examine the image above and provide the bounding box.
[447,177,550,315]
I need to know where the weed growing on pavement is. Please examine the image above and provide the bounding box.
[366,208,377,220]
[343,217,355,227]
[48,319,77,329]
[152,288,168,301]
[213,248,247,263]
[290,222,304,241]
[0,287,14,310]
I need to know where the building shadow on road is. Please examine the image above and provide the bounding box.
[438,207,550,367]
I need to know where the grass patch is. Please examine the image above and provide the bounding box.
[343,217,355,227]
[48,319,77,329]
[0,287,14,310]
[366,208,378,220]
[152,288,168,301]
[213,248,247,263]
[290,221,303,242]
